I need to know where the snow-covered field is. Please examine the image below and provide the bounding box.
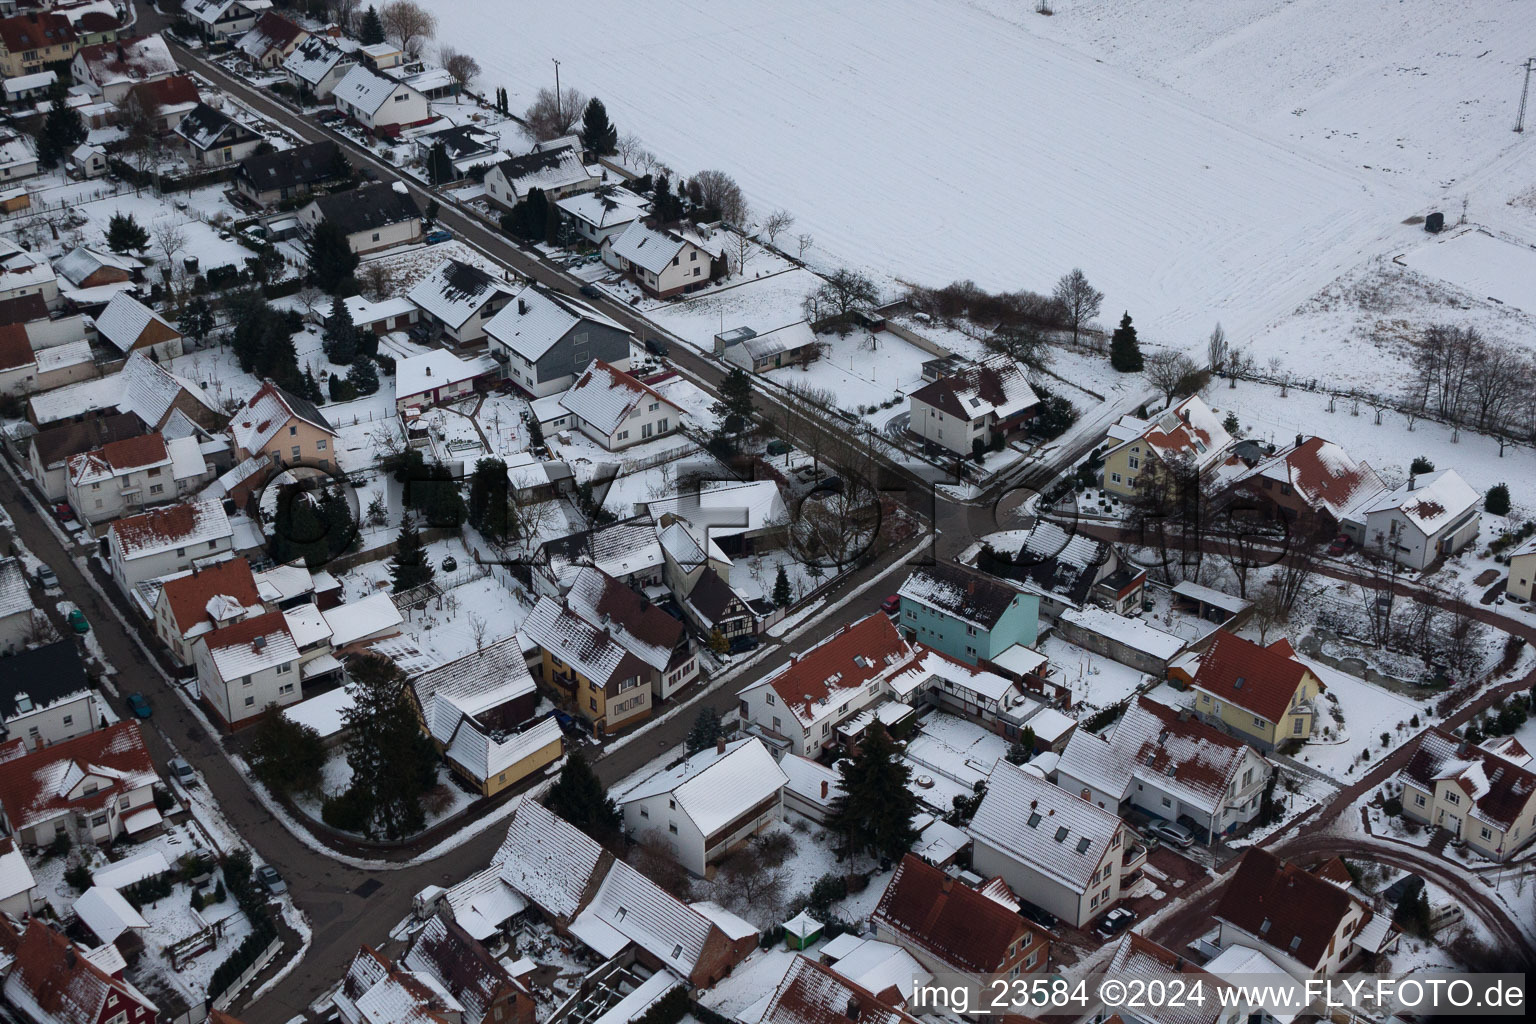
[1399,229,1536,317]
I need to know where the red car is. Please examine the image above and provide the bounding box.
[1327,534,1353,556]
[53,503,75,523]
[881,595,901,616]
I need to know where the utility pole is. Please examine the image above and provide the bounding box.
[552,58,562,124]
[1518,57,1535,133]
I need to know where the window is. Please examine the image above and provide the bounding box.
[316,439,327,450]
[292,446,302,459]
[1253,715,1266,728]
[822,722,830,736]
[590,697,598,711]
[1480,826,1493,840]
[1110,472,1122,484]
[640,807,649,818]
[176,547,186,556]
[766,693,775,705]
[668,822,678,834]
[276,662,292,674]
[690,250,698,261]
[617,430,629,440]
[772,716,781,730]
[1128,456,1140,470]
[1445,791,1460,805]
[1293,717,1305,734]
[244,695,256,707]
[279,682,295,695]
[1414,793,1426,807]
[966,624,978,636]
[1090,893,1100,909]
[150,484,163,495]
[289,425,298,436]
[1161,796,1172,807]
[63,715,72,726]
[372,232,381,242]
[242,675,253,686]
[693,267,701,277]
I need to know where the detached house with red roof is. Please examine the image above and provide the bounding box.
[908,356,1039,457]
[0,917,159,1024]
[0,12,78,78]
[148,557,263,664]
[1189,632,1324,751]
[65,432,208,526]
[231,379,338,468]
[193,609,301,729]
[121,74,202,133]
[1397,727,1536,861]
[1352,467,1481,571]
[236,10,307,68]
[1101,393,1234,499]
[106,496,234,587]
[871,853,1049,978]
[71,35,178,105]
[557,361,682,451]
[0,720,160,847]
[1236,434,1387,537]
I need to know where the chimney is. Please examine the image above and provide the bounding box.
[425,365,432,377]
[940,875,953,892]
[845,998,860,1021]
[716,736,727,755]
[1295,434,1303,449]
[518,298,528,315]
[820,780,829,799]
[1408,473,1416,491]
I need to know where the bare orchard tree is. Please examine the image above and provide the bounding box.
[1442,585,1484,679]
[1053,267,1103,344]
[1248,586,1285,645]
[692,169,749,225]
[1275,537,1319,616]
[795,233,814,260]
[438,46,481,91]
[296,284,326,318]
[522,86,586,142]
[761,208,795,246]
[1208,322,1228,373]
[801,268,879,323]
[1466,343,1524,431]
[153,217,188,273]
[333,0,361,32]
[468,613,488,652]
[731,231,753,277]
[1143,349,1198,406]
[985,323,1051,371]
[616,132,645,165]
[716,848,787,918]
[381,0,437,59]
[359,261,396,301]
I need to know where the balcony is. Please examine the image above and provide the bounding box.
[1121,841,1148,876]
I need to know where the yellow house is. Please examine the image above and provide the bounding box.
[408,638,564,796]
[1189,632,1324,750]
[230,380,339,469]
[1100,394,1234,498]
[1399,729,1536,861]
[0,13,79,79]
[523,596,654,734]
[1508,536,1536,603]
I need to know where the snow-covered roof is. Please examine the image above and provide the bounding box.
[492,799,605,920]
[185,0,272,27]
[231,379,335,454]
[760,956,916,1024]
[0,556,34,622]
[0,837,34,903]
[778,752,844,810]
[282,683,352,738]
[644,480,786,539]
[55,246,142,287]
[689,901,757,942]
[886,646,1019,705]
[281,602,332,650]
[490,146,596,202]
[201,609,298,682]
[413,637,538,746]
[1399,726,1536,831]
[967,758,1124,893]
[109,497,231,562]
[520,595,645,689]
[237,10,305,59]
[435,866,528,942]
[485,283,628,364]
[988,643,1048,677]
[72,886,147,944]
[282,34,350,85]
[1238,435,1387,521]
[1363,468,1480,537]
[743,612,913,729]
[1106,393,1233,473]
[558,360,679,437]
[605,220,724,275]
[3,71,56,96]
[618,738,787,835]
[75,35,178,90]
[406,258,516,330]
[173,102,252,152]
[321,591,403,648]
[564,566,684,672]
[898,562,1025,630]
[555,187,648,231]
[1058,604,1187,661]
[31,350,220,430]
[735,320,817,361]
[909,355,1038,422]
[332,64,408,115]
[583,859,717,973]
[67,433,171,487]
[395,349,497,403]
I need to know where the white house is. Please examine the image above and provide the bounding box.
[193,609,301,729]
[406,258,517,347]
[394,349,497,414]
[908,356,1039,457]
[556,187,648,245]
[172,101,264,167]
[484,284,633,398]
[148,556,264,665]
[1351,468,1481,571]
[0,837,36,918]
[331,64,430,137]
[0,721,159,848]
[715,321,822,373]
[482,145,598,211]
[106,497,234,588]
[617,737,787,875]
[0,640,101,750]
[184,0,273,41]
[282,35,354,99]
[70,35,179,105]
[557,360,682,451]
[601,221,724,299]
[1054,696,1272,841]
[0,557,35,655]
[68,142,108,179]
[0,134,37,182]
[967,758,1138,928]
[298,181,422,254]
[65,432,207,525]
[0,241,59,308]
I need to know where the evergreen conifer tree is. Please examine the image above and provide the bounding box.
[580,97,618,156]
[347,355,379,395]
[686,707,722,753]
[1109,312,1143,372]
[772,564,792,607]
[389,514,434,592]
[545,752,620,841]
[106,213,150,254]
[322,295,359,365]
[307,220,359,293]
[359,6,386,45]
[828,726,920,862]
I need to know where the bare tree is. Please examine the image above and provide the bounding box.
[715,847,787,919]
[438,46,481,91]
[1466,344,1523,431]
[153,217,187,270]
[615,132,645,165]
[629,839,692,901]
[1443,585,1484,679]
[1275,539,1318,615]
[297,284,326,318]
[795,233,814,260]
[802,268,879,323]
[333,0,361,32]
[692,169,749,226]
[1208,322,1228,373]
[731,232,753,277]
[984,323,1050,371]
[359,261,396,301]
[468,613,488,652]
[522,86,587,142]
[1053,268,1103,344]
[1248,587,1285,645]
[761,208,795,245]
[1144,349,1198,406]
[380,0,436,59]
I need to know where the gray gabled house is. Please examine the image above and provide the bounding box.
[484,283,633,397]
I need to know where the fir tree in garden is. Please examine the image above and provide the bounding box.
[319,485,355,558]
[271,484,328,568]
[712,367,754,435]
[828,726,919,862]
[322,295,359,365]
[106,213,150,254]
[468,458,514,543]
[300,366,324,404]
[1486,483,1511,516]
[580,97,618,156]
[772,564,792,608]
[389,513,434,592]
[1109,311,1143,372]
[686,706,722,753]
[177,296,215,344]
[347,355,379,396]
[545,752,621,842]
[339,654,440,840]
[35,80,86,167]
[359,5,386,45]
[307,220,359,293]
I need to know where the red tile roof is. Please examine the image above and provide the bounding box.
[0,322,33,372]
[126,73,201,110]
[762,612,910,726]
[0,13,75,55]
[161,558,261,636]
[761,956,918,1024]
[5,918,153,1024]
[1190,631,1318,723]
[1214,848,1359,969]
[247,11,306,52]
[1400,727,1536,832]
[872,854,1036,973]
[0,722,157,835]
[98,432,169,471]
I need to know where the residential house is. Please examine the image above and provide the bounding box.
[556,187,648,245]
[357,41,403,71]
[0,322,36,395]
[714,321,821,373]
[1236,434,1387,537]
[0,13,77,78]
[0,241,58,309]
[778,752,843,823]
[27,337,96,393]
[106,497,234,588]
[411,638,564,796]
[1090,933,1244,1024]
[558,360,682,451]
[1055,696,1272,841]
[0,290,83,347]
[531,514,663,595]
[71,35,179,105]
[66,432,206,525]
[0,132,37,182]
[193,610,301,729]
[28,349,223,430]
[234,139,345,206]
[230,379,338,467]
[657,520,731,599]
[393,349,497,414]
[0,641,101,749]
[1509,534,1536,603]
[92,292,183,360]
[871,853,1048,978]
[884,645,1028,731]
[1350,468,1481,570]
[332,944,465,1024]
[56,245,144,292]
[485,284,633,398]
[281,34,353,99]
[908,356,1039,456]
[896,561,1038,667]
[736,611,914,757]
[617,737,786,875]
[1101,394,1236,498]
[406,258,517,347]
[2,70,55,104]
[0,836,36,917]
[1214,848,1393,980]
[975,520,1147,622]
[0,556,34,653]
[415,122,503,182]
[63,6,128,49]
[149,557,263,665]
[342,294,418,336]
[236,10,306,68]
[0,721,159,846]
[330,64,430,137]
[298,181,422,254]
[1398,727,1536,861]
[173,101,264,167]
[643,479,788,559]
[520,594,655,735]
[758,956,919,1024]
[680,567,758,643]
[601,220,724,299]
[0,917,160,1024]
[490,798,608,928]
[184,0,272,42]
[483,145,599,211]
[566,567,697,699]
[69,141,108,178]
[320,591,403,655]
[1190,631,1325,750]
[72,885,149,948]
[26,412,143,501]
[119,74,201,132]
[400,914,538,1024]
[967,758,1139,928]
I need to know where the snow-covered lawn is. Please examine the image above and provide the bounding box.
[1041,635,1151,712]
[1398,228,1536,317]
[1293,658,1427,782]
[646,268,822,351]
[902,713,1010,812]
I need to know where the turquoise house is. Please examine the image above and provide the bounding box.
[896,562,1038,666]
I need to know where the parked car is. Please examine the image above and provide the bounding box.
[126,692,152,719]
[881,594,901,616]
[35,564,58,588]
[67,609,90,634]
[255,865,287,895]
[578,283,601,299]
[53,503,75,523]
[814,476,845,496]
[168,757,197,786]
[1146,818,1196,848]
[643,337,669,356]
[1327,534,1353,556]
[425,229,452,244]
[315,109,344,123]
[728,634,760,655]
[1095,907,1136,939]
[1019,902,1058,930]
[766,440,793,456]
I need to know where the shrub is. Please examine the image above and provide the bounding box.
[191,890,205,911]
[633,987,690,1024]
[322,787,373,833]
[1410,456,1435,475]
[64,864,92,891]
[1384,796,1403,817]
[807,873,848,916]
